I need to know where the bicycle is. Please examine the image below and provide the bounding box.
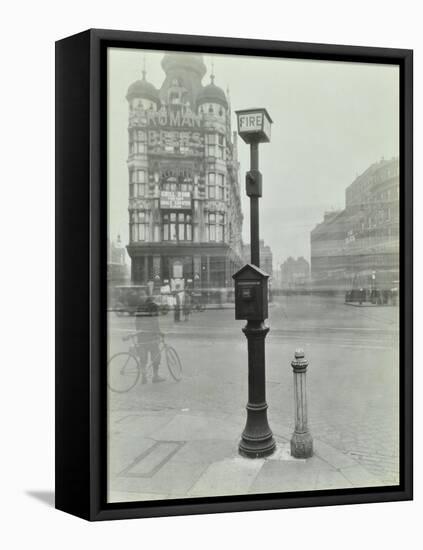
[107,332,182,393]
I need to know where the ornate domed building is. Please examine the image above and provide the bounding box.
[197,76,228,110]
[126,54,243,293]
[126,68,160,109]
[160,53,206,107]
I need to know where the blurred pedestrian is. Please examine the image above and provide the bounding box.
[135,298,165,384]
[174,290,181,322]
[183,290,192,322]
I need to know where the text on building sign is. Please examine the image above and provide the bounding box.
[160,191,191,210]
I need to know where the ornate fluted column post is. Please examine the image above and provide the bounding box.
[290,349,313,458]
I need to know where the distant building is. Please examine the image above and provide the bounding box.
[310,157,399,291]
[280,257,310,290]
[108,235,129,283]
[260,241,273,278]
[242,240,273,277]
[272,266,282,289]
[125,53,243,290]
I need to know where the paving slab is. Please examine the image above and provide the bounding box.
[314,438,360,469]
[112,413,175,437]
[339,464,385,488]
[173,439,237,464]
[267,441,300,462]
[110,459,208,500]
[108,436,156,476]
[250,456,336,494]
[188,457,264,498]
[122,441,183,477]
[272,427,293,441]
[153,413,240,442]
[314,469,354,490]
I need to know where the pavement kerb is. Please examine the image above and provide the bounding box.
[263,431,382,485]
[109,414,384,501]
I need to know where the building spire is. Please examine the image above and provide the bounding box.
[142,56,146,80]
[210,59,215,84]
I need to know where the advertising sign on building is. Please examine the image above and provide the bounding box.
[160,191,191,209]
[146,108,202,128]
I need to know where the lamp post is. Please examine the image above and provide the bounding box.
[234,108,275,458]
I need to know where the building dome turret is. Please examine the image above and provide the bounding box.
[161,54,207,79]
[126,68,160,105]
[160,53,206,107]
[197,74,228,109]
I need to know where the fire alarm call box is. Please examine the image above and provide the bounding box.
[232,263,269,321]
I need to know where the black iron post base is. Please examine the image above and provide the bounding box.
[239,321,276,459]
[239,404,276,458]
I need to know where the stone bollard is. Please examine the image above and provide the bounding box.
[290,349,313,458]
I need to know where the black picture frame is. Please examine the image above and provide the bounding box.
[55,28,413,521]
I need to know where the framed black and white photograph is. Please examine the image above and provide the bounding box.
[55,28,412,521]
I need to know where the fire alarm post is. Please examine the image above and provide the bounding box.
[233,108,275,458]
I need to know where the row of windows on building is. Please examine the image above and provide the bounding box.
[357,207,399,233]
[129,171,228,201]
[199,102,227,118]
[374,164,399,182]
[375,187,400,202]
[352,188,399,205]
[128,131,226,159]
[132,255,232,287]
[347,168,399,199]
[130,99,227,118]
[129,98,156,111]
[130,211,226,243]
[130,140,193,156]
[128,130,226,143]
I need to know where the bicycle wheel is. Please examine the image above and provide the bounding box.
[108,352,140,392]
[165,346,182,382]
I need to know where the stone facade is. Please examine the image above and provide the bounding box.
[125,54,243,289]
[310,157,399,292]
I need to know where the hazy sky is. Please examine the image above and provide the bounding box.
[108,48,399,266]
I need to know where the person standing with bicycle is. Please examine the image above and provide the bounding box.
[135,298,166,384]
